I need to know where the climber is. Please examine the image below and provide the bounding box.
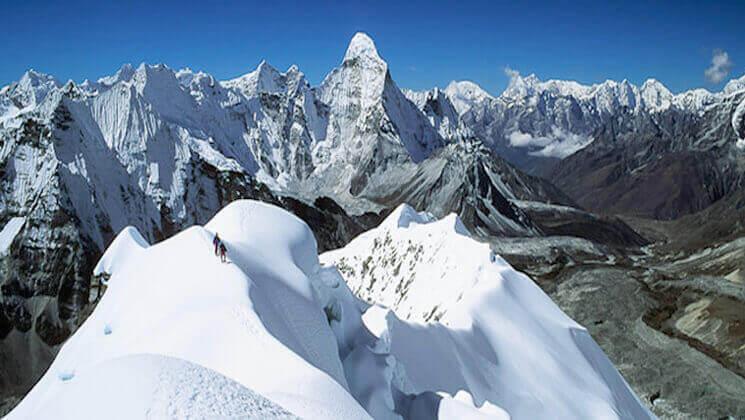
[219,242,228,263]
[213,233,221,256]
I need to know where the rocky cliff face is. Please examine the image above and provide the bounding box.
[549,90,745,219]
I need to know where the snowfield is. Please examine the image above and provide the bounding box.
[7,200,653,419]
[0,217,25,256]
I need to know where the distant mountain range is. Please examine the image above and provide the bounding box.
[1,31,744,408]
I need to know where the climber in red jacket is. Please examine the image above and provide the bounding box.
[219,242,228,263]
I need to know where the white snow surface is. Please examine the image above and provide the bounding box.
[0,217,25,256]
[444,80,496,114]
[733,96,745,147]
[93,226,150,278]
[24,354,298,419]
[322,204,655,419]
[9,201,370,420]
[9,200,652,419]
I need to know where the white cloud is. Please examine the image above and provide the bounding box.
[504,66,520,81]
[507,131,543,147]
[705,49,733,84]
[507,127,594,159]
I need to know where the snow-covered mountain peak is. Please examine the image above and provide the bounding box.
[18,69,59,89]
[14,200,571,419]
[503,71,543,100]
[381,203,436,229]
[132,63,179,90]
[640,78,673,111]
[223,60,307,98]
[12,69,61,108]
[8,200,372,419]
[314,31,444,172]
[385,203,471,237]
[724,74,745,95]
[97,63,136,86]
[343,32,381,63]
[403,87,462,140]
[324,202,493,323]
[444,80,495,114]
[286,63,301,76]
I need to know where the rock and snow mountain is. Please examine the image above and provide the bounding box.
[403,87,461,140]
[548,86,745,219]
[407,71,745,176]
[0,33,588,398]
[354,139,576,237]
[8,200,653,419]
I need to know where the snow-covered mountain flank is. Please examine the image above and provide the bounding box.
[7,200,653,419]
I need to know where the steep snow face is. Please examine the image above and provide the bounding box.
[640,79,674,112]
[13,70,62,110]
[322,204,654,419]
[444,80,495,114]
[733,97,745,148]
[0,217,25,256]
[224,61,299,96]
[317,32,443,164]
[724,75,745,95]
[403,87,462,140]
[322,205,478,322]
[0,70,61,126]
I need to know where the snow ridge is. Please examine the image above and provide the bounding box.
[8,201,653,419]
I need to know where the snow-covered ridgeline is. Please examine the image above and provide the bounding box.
[323,204,653,418]
[9,201,652,419]
[0,32,450,216]
[2,32,743,201]
[408,72,745,161]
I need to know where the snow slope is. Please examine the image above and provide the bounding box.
[9,200,652,419]
[22,354,298,419]
[322,204,655,419]
[0,217,25,256]
[733,96,745,148]
[8,201,370,419]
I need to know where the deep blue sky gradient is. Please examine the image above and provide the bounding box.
[2,0,744,94]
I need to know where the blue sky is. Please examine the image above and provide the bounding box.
[2,0,744,94]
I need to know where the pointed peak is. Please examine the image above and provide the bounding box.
[19,69,59,87]
[344,32,381,62]
[255,60,280,76]
[642,78,664,88]
[641,78,672,96]
[723,74,745,95]
[97,63,136,86]
[135,63,172,75]
[445,81,495,101]
[382,204,436,229]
